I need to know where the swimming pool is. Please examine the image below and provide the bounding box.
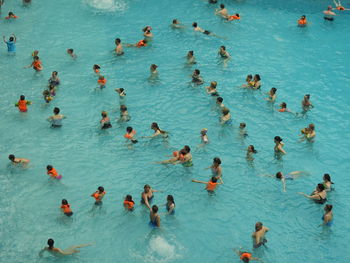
[1,0,350,262]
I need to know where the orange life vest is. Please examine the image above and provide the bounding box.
[61,204,72,213]
[124,130,136,139]
[17,100,28,112]
[93,191,105,201]
[206,181,217,191]
[228,15,240,21]
[47,168,58,178]
[298,19,307,25]
[136,40,147,47]
[98,78,106,85]
[337,6,345,10]
[124,200,135,210]
[240,252,252,260]
[33,60,42,71]
[279,108,286,112]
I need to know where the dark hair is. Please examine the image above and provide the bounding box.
[192,22,198,27]
[183,145,191,153]
[62,199,68,205]
[34,56,39,60]
[8,154,15,161]
[275,172,283,179]
[222,107,230,115]
[101,111,107,118]
[93,64,100,69]
[254,74,261,81]
[120,105,127,111]
[47,165,53,171]
[47,239,54,249]
[98,186,104,192]
[246,74,253,80]
[53,107,60,115]
[167,195,175,204]
[144,184,151,190]
[152,205,158,213]
[325,204,333,212]
[317,183,325,192]
[255,222,263,231]
[151,64,158,70]
[194,69,200,75]
[217,97,223,103]
[280,102,287,108]
[125,195,132,201]
[220,45,226,50]
[220,4,225,8]
[323,173,334,184]
[142,26,151,32]
[240,123,246,128]
[143,39,148,44]
[248,145,257,153]
[304,94,310,99]
[301,15,306,19]
[126,126,133,133]
[20,95,25,100]
[213,157,221,165]
[179,149,187,155]
[271,87,277,93]
[211,176,218,183]
[115,38,121,44]
[274,136,282,142]
[172,19,177,24]
[9,12,14,16]
[9,37,14,41]
[242,257,250,263]
[235,13,240,17]
[67,48,74,53]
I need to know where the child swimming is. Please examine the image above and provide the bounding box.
[46,165,62,180]
[8,154,30,165]
[61,199,73,216]
[5,12,18,19]
[91,186,105,205]
[192,176,223,192]
[47,107,66,127]
[15,95,31,112]
[100,111,112,129]
[67,48,77,58]
[123,195,135,211]
[98,75,107,89]
[115,38,124,55]
[124,126,138,143]
[3,34,16,53]
[39,239,92,257]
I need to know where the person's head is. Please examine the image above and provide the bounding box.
[52,71,58,77]
[150,64,158,71]
[179,149,187,156]
[275,171,283,179]
[62,199,68,205]
[34,56,39,61]
[255,222,263,231]
[53,107,60,115]
[46,165,53,171]
[144,184,151,192]
[274,136,283,143]
[125,194,132,201]
[304,94,310,100]
[239,122,246,129]
[271,87,277,94]
[9,12,14,16]
[192,22,198,27]
[308,123,315,131]
[120,105,127,112]
[201,128,208,135]
[20,95,25,100]
[101,111,107,118]
[187,50,194,57]
[117,88,124,94]
[143,26,152,32]
[194,69,200,75]
[172,19,178,24]
[246,74,253,81]
[254,74,261,81]
[210,81,217,89]
[183,145,191,153]
[248,145,257,153]
[115,38,121,44]
[167,195,174,204]
[99,75,105,80]
[242,256,250,263]
[280,102,287,108]
[216,97,223,104]
[126,126,133,133]
[151,122,159,130]
[324,204,333,212]
[301,15,306,19]
[328,5,332,11]
[323,173,333,183]
[9,36,14,41]
[93,64,100,70]
[222,107,230,116]
[220,4,225,9]
[8,154,15,161]
[316,183,325,192]
[220,45,226,51]
[47,239,54,249]
[43,90,50,97]
[213,157,221,165]
[67,49,74,54]
[235,13,240,17]
[211,176,218,183]
[98,186,104,193]
[143,39,148,44]
[152,205,158,213]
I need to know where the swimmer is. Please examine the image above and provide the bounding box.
[32,50,39,57]
[333,0,350,11]
[298,15,307,26]
[206,81,219,96]
[218,45,230,59]
[5,12,18,19]
[208,0,217,3]
[120,105,130,122]
[3,34,16,53]
[115,88,126,97]
[242,74,253,88]
[142,122,168,138]
[126,38,148,47]
[93,64,101,75]
[177,145,193,167]
[233,248,260,262]
[100,111,112,129]
[260,171,307,192]
[301,94,313,112]
[47,107,66,127]
[150,64,158,75]
[265,87,277,102]
[48,71,60,87]
[192,176,223,192]
[252,222,269,248]
[67,48,77,59]
[166,195,175,215]
[46,165,62,180]
[215,4,229,19]
[300,123,316,141]
[8,154,30,165]
[252,74,261,89]
[246,145,257,161]
[220,107,232,124]
[115,38,124,55]
[278,102,291,113]
[200,128,209,144]
[192,22,224,38]
[150,205,160,227]
[98,75,107,89]
[15,95,31,112]
[227,13,241,21]
[123,195,135,211]
[124,126,138,143]
[192,69,204,85]
[141,184,158,210]
[323,6,336,20]
[206,157,222,179]
[61,199,73,217]
[239,123,248,137]
[216,97,224,108]
[143,26,153,39]
[321,204,333,226]
[274,136,286,155]
[39,239,92,257]
[155,148,184,164]
[186,50,197,64]
[25,56,43,71]
[298,183,327,204]
[91,186,105,205]
[48,85,56,97]
[171,19,185,29]
[322,173,334,191]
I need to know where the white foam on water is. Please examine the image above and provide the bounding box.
[83,0,127,12]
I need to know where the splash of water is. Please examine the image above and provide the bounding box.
[83,0,127,12]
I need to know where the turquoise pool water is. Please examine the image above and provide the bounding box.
[1,0,350,262]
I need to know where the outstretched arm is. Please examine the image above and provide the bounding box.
[191,179,207,184]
